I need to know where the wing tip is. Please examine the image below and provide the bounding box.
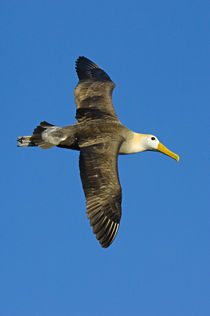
[75,56,112,82]
[100,223,119,248]
[86,208,120,248]
[75,56,98,80]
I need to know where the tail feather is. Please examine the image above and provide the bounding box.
[17,136,36,147]
[17,121,56,149]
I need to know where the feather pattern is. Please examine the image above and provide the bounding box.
[79,139,124,248]
[74,57,119,122]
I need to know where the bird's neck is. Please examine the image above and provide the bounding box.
[119,132,146,154]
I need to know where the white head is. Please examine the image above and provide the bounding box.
[142,134,159,150]
[142,134,179,161]
[125,132,179,161]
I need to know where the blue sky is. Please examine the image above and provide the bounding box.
[1,0,209,315]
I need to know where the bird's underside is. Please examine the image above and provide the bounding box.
[17,56,127,248]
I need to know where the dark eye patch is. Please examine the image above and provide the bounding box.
[151,137,156,140]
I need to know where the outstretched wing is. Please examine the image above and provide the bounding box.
[74,56,119,123]
[79,139,123,248]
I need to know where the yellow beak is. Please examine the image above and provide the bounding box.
[158,142,179,162]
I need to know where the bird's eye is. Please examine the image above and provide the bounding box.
[151,137,156,141]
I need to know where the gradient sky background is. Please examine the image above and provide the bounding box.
[1,1,209,315]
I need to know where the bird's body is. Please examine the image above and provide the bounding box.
[18,56,179,248]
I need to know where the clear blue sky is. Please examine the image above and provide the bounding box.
[1,1,209,315]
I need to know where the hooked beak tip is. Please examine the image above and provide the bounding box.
[175,155,180,162]
[158,142,179,162]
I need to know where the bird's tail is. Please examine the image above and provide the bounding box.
[17,121,56,149]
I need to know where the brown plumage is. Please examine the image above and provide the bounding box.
[18,57,126,247]
[17,56,179,248]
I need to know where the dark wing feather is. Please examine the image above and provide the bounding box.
[79,139,123,248]
[74,57,119,122]
[76,56,112,81]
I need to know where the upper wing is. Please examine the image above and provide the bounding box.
[74,57,119,123]
[79,138,124,248]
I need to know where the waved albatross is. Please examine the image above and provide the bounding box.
[17,56,179,248]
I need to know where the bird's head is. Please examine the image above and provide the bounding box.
[142,134,179,162]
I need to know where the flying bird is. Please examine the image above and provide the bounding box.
[17,56,179,248]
